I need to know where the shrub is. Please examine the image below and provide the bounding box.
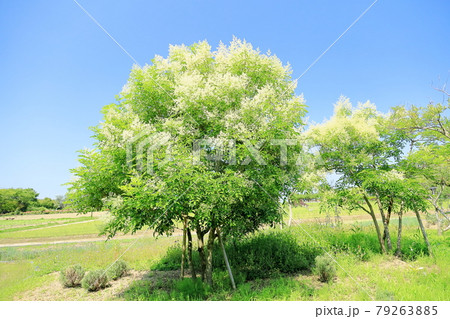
[326,230,379,259]
[314,255,336,283]
[152,231,320,281]
[81,270,109,291]
[151,245,183,271]
[212,270,246,291]
[215,231,321,280]
[123,278,210,301]
[173,278,211,300]
[27,206,47,213]
[107,260,129,280]
[152,244,201,272]
[124,281,171,301]
[401,239,428,261]
[60,265,85,287]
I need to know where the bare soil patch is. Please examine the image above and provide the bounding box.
[377,257,413,270]
[15,270,149,301]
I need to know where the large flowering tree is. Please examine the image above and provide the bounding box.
[67,38,306,284]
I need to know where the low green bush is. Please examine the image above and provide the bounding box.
[81,270,109,291]
[173,278,211,300]
[323,229,379,260]
[27,206,47,213]
[60,265,85,287]
[212,269,246,291]
[400,236,429,260]
[216,231,321,280]
[123,277,210,301]
[155,231,320,281]
[152,245,183,271]
[152,244,201,272]
[314,255,336,283]
[107,260,128,280]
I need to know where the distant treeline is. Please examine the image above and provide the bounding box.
[0,188,65,214]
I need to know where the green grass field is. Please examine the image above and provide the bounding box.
[121,224,450,301]
[0,216,95,233]
[0,220,106,240]
[0,236,178,300]
[285,201,422,221]
[0,211,448,301]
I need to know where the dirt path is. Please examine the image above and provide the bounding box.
[14,270,184,301]
[15,270,150,301]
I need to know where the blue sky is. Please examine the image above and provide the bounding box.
[0,0,449,198]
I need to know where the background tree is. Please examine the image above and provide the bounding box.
[67,38,306,284]
[390,97,450,234]
[360,170,430,255]
[0,188,39,214]
[306,97,431,254]
[54,195,66,210]
[37,197,57,210]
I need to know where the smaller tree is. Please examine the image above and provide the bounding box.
[390,98,450,234]
[307,97,434,254]
[37,197,57,209]
[55,195,66,210]
[360,170,430,255]
[306,97,403,253]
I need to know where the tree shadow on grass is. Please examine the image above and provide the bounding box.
[120,269,320,301]
[123,231,323,301]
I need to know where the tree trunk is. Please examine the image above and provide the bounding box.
[370,211,386,254]
[395,210,403,257]
[218,229,236,290]
[187,227,196,279]
[376,196,392,251]
[435,207,442,236]
[363,195,386,253]
[431,186,444,235]
[180,217,187,279]
[205,227,216,286]
[196,226,206,281]
[382,219,393,251]
[414,210,433,257]
[386,199,392,227]
[288,200,293,227]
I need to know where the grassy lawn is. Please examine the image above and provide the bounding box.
[123,224,449,301]
[0,216,96,233]
[0,236,179,300]
[0,220,107,240]
[284,202,424,230]
[352,216,419,227]
[119,223,449,301]
[286,224,449,301]
[0,219,447,301]
[285,201,373,220]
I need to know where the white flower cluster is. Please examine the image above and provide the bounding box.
[97,37,305,157]
[308,96,381,145]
